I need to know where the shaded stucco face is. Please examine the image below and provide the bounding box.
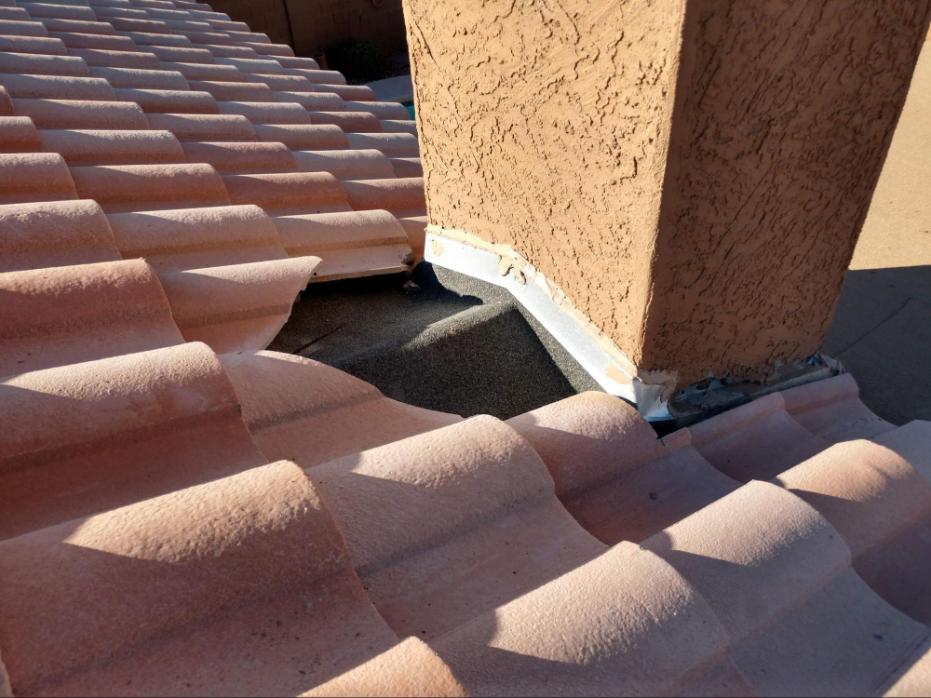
[404,0,684,357]
[406,0,931,386]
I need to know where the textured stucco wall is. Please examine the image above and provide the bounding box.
[643,1,931,382]
[405,0,931,386]
[404,0,685,357]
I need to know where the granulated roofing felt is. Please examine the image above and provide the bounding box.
[1,1,931,696]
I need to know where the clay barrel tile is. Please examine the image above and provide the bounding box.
[390,156,423,178]
[88,65,190,90]
[0,50,90,76]
[277,55,320,70]
[0,342,264,537]
[222,171,350,215]
[424,543,750,697]
[642,481,930,695]
[345,131,420,157]
[48,31,137,51]
[159,59,240,81]
[397,214,428,256]
[39,19,118,36]
[292,68,346,85]
[21,2,98,21]
[186,78,272,101]
[342,176,426,216]
[343,100,411,121]
[123,30,192,47]
[108,203,286,270]
[305,638,467,698]
[308,110,384,133]
[293,148,396,180]
[308,416,606,639]
[317,84,378,101]
[0,115,40,151]
[157,256,319,352]
[781,372,895,443]
[145,44,214,63]
[247,72,312,91]
[0,199,120,272]
[13,98,150,129]
[146,111,254,139]
[685,393,829,481]
[0,20,49,38]
[180,139,298,174]
[217,99,312,124]
[0,460,398,695]
[508,392,740,544]
[0,259,182,375]
[0,34,66,54]
[380,120,418,136]
[276,89,345,111]
[39,128,186,165]
[0,73,115,100]
[273,209,412,280]
[219,350,459,467]
[69,162,231,212]
[68,47,162,69]
[114,86,218,113]
[0,152,77,204]
[254,123,348,150]
[203,42,258,59]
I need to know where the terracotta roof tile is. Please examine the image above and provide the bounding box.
[0,19,49,37]
[158,257,318,351]
[307,110,384,133]
[381,118,418,136]
[0,151,76,203]
[217,99,312,124]
[253,122,349,150]
[146,111,254,139]
[346,131,420,156]
[88,64,189,89]
[642,481,929,695]
[0,33,66,54]
[0,72,115,99]
[0,199,120,272]
[342,176,427,216]
[220,349,459,466]
[0,259,180,375]
[47,30,137,50]
[39,127,185,164]
[308,416,605,639]
[13,97,150,128]
[390,156,423,177]
[69,46,161,68]
[107,203,285,270]
[186,77,272,101]
[113,85,217,112]
[222,171,350,215]
[276,89,345,111]
[293,148,396,180]
[180,139,297,173]
[0,460,397,695]
[0,341,264,537]
[0,114,40,150]
[69,162,231,211]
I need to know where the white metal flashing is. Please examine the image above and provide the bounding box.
[425,227,672,420]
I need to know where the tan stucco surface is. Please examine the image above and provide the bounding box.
[404,0,685,357]
[406,0,930,387]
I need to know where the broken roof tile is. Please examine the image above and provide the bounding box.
[220,349,458,467]
[157,257,318,352]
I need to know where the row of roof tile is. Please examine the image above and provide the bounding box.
[3,2,931,696]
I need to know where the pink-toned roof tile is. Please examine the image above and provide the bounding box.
[0,114,40,150]
[307,416,606,639]
[113,85,218,112]
[0,34,66,54]
[0,460,398,695]
[0,341,266,537]
[0,19,49,38]
[276,89,345,111]
[39,127,185,164]
[157,257,318,351]
[0,72,115,99]
[642,481,929,695]
[48,30,137,50]
[253,123,349,150]
[0,48,89,74]
[107,203,286,270]
[293,148,396,179]
[390,156,423,178]
[186,77,271,101]
[220,349,459,467]
[180,138,296,173]
[308,110,384,133]
[344,99,411,121]
[88,64,189,89]
[274,209,413,280]
[0,151,76,203]
[346,131,420,157]
[776,421,931,625]
[0,199,119,272]
[222,170,350,215]
[217,99,311,124]
[69,162,231,211]
[398,214,428,257]
[682,392,829,481]
[0,259,181,375]
[510,393,740,544]
[149,109,256,141]
[342,176,426,216]
[380,119,418,136]
[69,46,161,68]
[13,97,149,128]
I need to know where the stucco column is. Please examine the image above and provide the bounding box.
[403,0,930,394]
